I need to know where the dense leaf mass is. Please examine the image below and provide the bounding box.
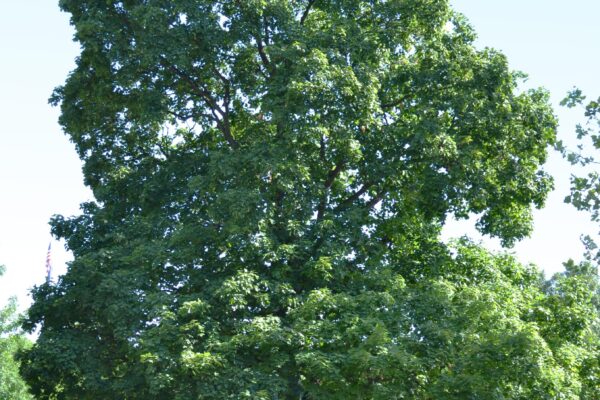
[21,0,599,399]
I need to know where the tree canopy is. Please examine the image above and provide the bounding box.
[20,0,599,399]
[0,266,33,400]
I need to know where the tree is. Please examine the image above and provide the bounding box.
[22,0,599,398]
[0,266,33,400]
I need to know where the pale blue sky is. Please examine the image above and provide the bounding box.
[0,1,89,307]
[1,1,599,308]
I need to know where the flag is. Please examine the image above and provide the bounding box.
[45,242,52,283]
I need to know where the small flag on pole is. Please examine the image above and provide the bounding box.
[45,243,52,283]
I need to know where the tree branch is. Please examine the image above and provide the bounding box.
[167,110,192,121]
[256,37,275,76]
[335,182,374,211]
[324,161,345,189]
[263,15,271,45]
[381,95,409,109]
[300,0,317,25]
[161,58,223,114]
[316,198,327,223]
[316,161,345,221]
[366,189,386,209]
[212,66,230,86]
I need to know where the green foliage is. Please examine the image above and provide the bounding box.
[0,266,34,400]
[21,1,600,399]
[560,89,600,224]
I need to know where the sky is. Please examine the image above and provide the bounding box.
[1,1,600,309]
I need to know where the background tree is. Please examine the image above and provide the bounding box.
[0,265,33,400]
[561,89,600,226]
[21,0,599,398]
[553,88,600,399]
